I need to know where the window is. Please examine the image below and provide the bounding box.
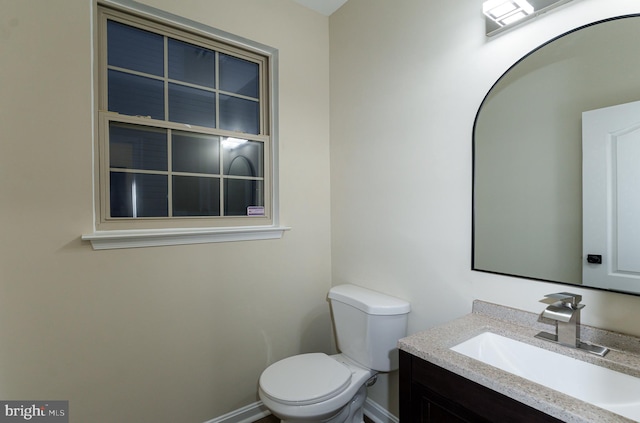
[94,5,275,236]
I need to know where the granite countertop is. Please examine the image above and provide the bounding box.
[398,300,640,423]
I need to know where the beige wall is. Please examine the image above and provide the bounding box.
[0,0,331,422]
[330,0,640,415]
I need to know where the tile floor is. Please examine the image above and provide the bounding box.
[253,416,278,423]
[254,415,374,423]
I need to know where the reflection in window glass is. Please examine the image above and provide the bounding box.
[172,132,219,174]
[110,172,168,218]
[219,53,259,98]
[169,83,216,128]
[173,176,220,216]
[108,70,165,119]
[225,180,263,216]
[222,139,263,177]
[109,123,167,171]
[168,39,216,88]
[107,20,163,76]
[219,95,259,134]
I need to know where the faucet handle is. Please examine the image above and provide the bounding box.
[543,292,583,308]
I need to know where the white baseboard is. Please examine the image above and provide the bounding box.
[203,398,398,423]
[202,401,270,423]
[363,398,399,423]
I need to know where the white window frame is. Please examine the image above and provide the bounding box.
[83,0,288,249]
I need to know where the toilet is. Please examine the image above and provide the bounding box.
[258,284,410,423]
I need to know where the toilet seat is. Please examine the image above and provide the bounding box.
[259,353,352,406]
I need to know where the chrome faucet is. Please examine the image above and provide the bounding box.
[535,292,609,357]
[538,292,583,347]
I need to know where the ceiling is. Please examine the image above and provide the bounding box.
[294,0,349,16]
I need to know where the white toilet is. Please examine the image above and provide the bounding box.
[258,284,410,423]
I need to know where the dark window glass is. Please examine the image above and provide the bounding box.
[107,20,163,76]
[224,179,263,216]
[110,172,168,217]
[109,123,167,171]
[108,70,164,119]
[168,39,216,88]
[172,176,220,216]
[219,95,259,134]
[169,83,216,128]
[219,53,259,98]
[172,132,220,174]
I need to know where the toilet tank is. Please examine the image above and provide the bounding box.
[328,284,410,372]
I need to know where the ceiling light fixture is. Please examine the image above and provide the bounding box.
[222,137,248,149]
[483,0,534,27]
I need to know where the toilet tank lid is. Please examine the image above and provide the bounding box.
[328,284,410,315]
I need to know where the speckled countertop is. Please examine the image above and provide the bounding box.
[398,300,640,423]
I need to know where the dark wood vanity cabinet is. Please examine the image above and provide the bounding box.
[399,350,563,422]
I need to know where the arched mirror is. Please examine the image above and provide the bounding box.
[473,14,640,295]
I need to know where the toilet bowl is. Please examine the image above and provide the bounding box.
[257,284,410,423]
[259,353,375,422]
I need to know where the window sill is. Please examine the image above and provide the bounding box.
[82,226,290,250]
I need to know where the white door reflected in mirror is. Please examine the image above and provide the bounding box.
[582,100,640,293]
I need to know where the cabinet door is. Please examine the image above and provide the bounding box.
[422,401,467,423]
[412,383,488,423]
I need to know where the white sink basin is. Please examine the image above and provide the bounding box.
[451,332,640,421]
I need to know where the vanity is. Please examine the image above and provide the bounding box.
[398,301,640,422]
[399,350,561,422]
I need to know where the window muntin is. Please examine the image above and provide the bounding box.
[97,6,271,230]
